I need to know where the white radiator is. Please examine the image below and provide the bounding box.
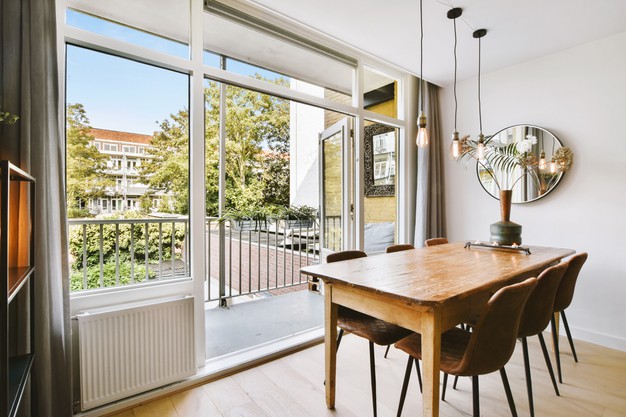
[77,297,196,410]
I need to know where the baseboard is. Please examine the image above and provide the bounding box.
[547,323,626,352]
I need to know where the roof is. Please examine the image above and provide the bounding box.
[90,128,152,145]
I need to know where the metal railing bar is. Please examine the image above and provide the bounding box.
[130,223,135,284]
[171,221,175,278]
[82,224,87,290]
[158,222,163,279]
[99,224,104,288]
[145,223,149,282]
[115,223,120,286]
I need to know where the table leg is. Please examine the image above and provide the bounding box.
[325,284,338,409]
[421,308,442,417]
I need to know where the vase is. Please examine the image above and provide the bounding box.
[489,189,523,245]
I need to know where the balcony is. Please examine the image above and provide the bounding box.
[67,215,325,358]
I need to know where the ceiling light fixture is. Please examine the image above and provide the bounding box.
[448,7,462,158]
[416,0,429,148]
[473,28,487,161]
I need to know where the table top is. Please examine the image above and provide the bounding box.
[301,242,575,308]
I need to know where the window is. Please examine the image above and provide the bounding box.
[66,1,190,59]
[65,44,189,291]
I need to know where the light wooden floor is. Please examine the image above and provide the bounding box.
[111,334,626,417]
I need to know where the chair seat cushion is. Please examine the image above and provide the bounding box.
[338,306,412,346]
[394,327,472,375]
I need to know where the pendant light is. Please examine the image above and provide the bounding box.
[473,28,487,161]
[416,0,429,148]
[448,7,462,158]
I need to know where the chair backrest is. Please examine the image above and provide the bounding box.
[453,277,538,376]
[385,244,415,253]
[553,252,588,312]
[326,250,367,264]
[424,237,448,247]
[518,263,568,337]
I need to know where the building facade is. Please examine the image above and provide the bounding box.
[87,128,168,215]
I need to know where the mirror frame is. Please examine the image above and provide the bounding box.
[364,123,395,197]
[476,124,565,204]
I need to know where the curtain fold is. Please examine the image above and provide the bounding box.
[414,82,446,247]
[1,0,73,416]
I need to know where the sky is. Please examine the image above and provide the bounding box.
[66,9,285,135]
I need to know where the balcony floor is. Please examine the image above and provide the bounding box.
[205,289,323,359]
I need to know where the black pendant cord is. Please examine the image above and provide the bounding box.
[453,16,458,131]
[478,35,482,135]
[419,0,424,113]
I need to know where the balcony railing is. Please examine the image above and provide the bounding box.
[67,215,326,303]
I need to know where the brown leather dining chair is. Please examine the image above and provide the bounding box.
[326,250,413,417]
[424,237,448,247]
[395,277,538,417]
[551,252,588,383]
[516,262,568,417]
[385,243,416,253]
[382,244,416,360]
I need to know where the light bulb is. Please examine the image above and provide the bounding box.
[538,150,546,170]
[476,133,486,161]
[416,112,429,148]
[451,131,460,158]
[550,157,557,173]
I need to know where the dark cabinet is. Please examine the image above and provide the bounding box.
[1,161,35,417]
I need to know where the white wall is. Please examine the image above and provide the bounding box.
[441,31,626,350]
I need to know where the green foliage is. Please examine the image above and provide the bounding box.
[70,260,155,292]
[278,205,317,221]
[204,76,291,216]
[66,103,114,212]
[139,110,190,215]
[0,110,19,125]
[67,207,92,219]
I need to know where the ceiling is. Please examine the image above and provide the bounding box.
[248,0,626,86]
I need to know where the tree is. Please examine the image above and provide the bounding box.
[139,110,190,215]
[66,103,113,214]
[204,76,291,215]
[140,75,291,218]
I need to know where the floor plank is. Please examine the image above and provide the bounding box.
[115,334,626,417]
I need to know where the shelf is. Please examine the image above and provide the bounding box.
[7,266,34,303]
[8,354,34,417]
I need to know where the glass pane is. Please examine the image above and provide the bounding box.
[66,0,189,59]
[66,45,190,292]
[204,11,354,104]
[363,121,397,253]
[323,133,343,252]
[364,66,398,118]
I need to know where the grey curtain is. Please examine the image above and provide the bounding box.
[414,83,446,247]
[1,0,73,416]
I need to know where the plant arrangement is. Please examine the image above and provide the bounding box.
[457,134,574,193]
[220,207,269,231]
[275,205,317,230]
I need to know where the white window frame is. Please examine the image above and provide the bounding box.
[57,0,414,369]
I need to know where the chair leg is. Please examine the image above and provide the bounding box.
[442,373,448,401]
[415,357,423,393]
[500,367,518,417]
[453,375,459,389]
[336,328,344,352]
[397,356,413,417]
[522,337,535,417]
[369,342,378,417]
[384,344,391,359]
[538,333,560,396]
[551,314,563,383]
[561,310,578,362]
[471,375,480,417]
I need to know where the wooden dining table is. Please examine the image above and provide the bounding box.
[300,241,575,417]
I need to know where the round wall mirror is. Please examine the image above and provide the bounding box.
[476,125,566,203]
